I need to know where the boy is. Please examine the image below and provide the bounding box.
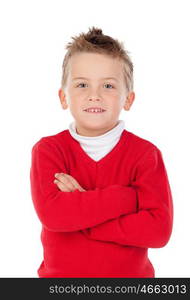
[30,26,173,278]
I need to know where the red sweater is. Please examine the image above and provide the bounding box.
[30,129,173,278]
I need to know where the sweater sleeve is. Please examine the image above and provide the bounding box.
[30,139,137,232]
[82,147,173,248]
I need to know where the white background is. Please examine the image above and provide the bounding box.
[0,0,189,277]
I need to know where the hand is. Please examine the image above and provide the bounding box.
[53,173,86,192]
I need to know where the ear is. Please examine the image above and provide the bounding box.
[123,91,135,111]
[58,88,68,109]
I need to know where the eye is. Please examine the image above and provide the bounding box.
[76,83,87,88]
[104,83,114,89]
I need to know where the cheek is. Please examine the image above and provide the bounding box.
[107,98,124,114]
[70,90,87,103]
[105,92,123,105]
[68,97,84,112]
[104,89,121,100]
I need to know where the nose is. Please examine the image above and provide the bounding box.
[88,97,100,101]
[88,87,101,101]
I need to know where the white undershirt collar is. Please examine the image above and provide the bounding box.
[68,119,126,161]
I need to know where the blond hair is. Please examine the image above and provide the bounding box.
[61,26,134,93]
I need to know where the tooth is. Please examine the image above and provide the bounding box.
[86,108,104,112]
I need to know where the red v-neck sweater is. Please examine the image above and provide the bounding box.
[30,129,173,278]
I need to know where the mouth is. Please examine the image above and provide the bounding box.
[83,107,106,114]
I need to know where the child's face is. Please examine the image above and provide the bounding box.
[59,52,135,136]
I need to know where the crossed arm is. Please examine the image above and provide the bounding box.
[30,139,173,248]
[81,148,173,248]
[30,139,137,233]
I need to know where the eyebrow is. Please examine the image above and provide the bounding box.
[72,77,118,82]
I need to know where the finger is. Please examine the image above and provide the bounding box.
[54,180,72,192]
[63,174,83,189]
[61,174,86,192]
[55,173,76,190]
[55,173,85,191]
[54,179,85,192]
